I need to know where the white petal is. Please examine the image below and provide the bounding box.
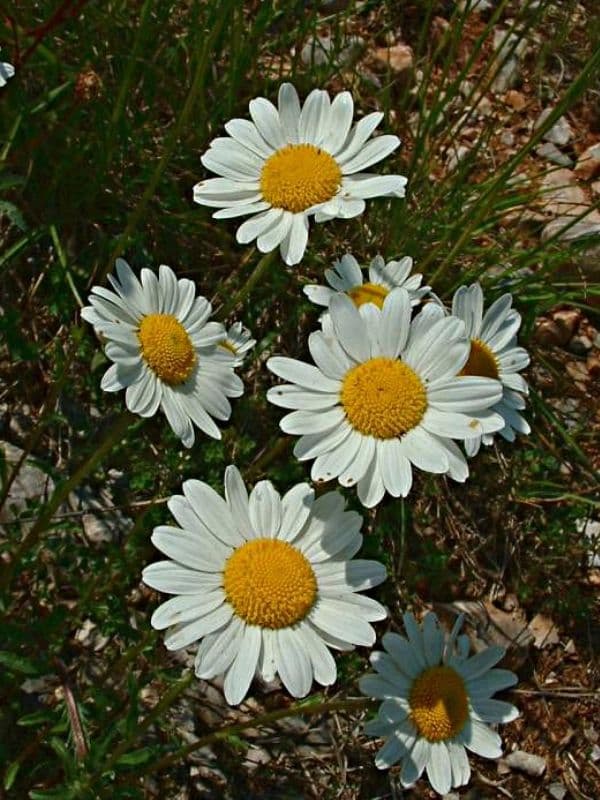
[339,436,375,487]
[309,599,376,646]
[223,624,262,704]
[278,83,301,143]
[399,427,449,473]
[224,465,256,540]
[195,616,244,678]
[267,357,340,392]
[182,479,243,547]
[472,698,519,723]
[274,627,313,697]
[280,213,309,266]
[459,719,503,759]
[308,331,351,379]
[267,384,339,411]
[321,91,354,155]
[257,211,293,253]
[340,135,400,174]
[329,293,370,362]
[237,208,284,244]
[151,591,225,630]
[378,439,413,497]
[299,89,331,145]
[151,525,230,571]
[280,407,346,435]
[426,741,452,796]
[224,118,273,158]
[249,480,282,538]
[379,288,411,357]
[164,604,233,650]
[279,483,314,542]
[249,97,286,150]
[142,560,221,594]
[343,173,407,198]
[298,621,337,685]
[382,631,425,677]
[335,112,383,165]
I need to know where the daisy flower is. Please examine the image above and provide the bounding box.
[304,253,430,312]
[82,259,243,448]
[193,83,407,266]
[360,612,519,796]
[142,466,387,705]
[451,283,530,457]
[0,51,15,88]
[220,321,256,367]
[267,289,504,507]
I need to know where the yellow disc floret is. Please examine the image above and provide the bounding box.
[341,357,427,439]
[138,313,196,385]
[409,665,469,742]
[260,144,342,213]
[223,538,317,629]
[347,282,389,309]
[460,338,499,379]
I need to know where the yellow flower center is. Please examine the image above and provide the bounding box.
[223,538,317,629]
[260,143,342,213]
[137,313,196,385]
[409,665,469,742]
[460,338,499,379]
[340,357,427,439]
[347,282,389,309]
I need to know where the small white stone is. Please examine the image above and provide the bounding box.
[536,107,574,146]
[504,750,547,777]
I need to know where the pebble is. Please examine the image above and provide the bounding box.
[534,319,566,347]
[574,142,600,181]
[535,107,574,146]
[504,750,547,776]
[553,308,581,339]
[492,30,528,93]
[500,130,515,147]
[374,43,413,74]
[569,334,593,354]
[505,89,527,110]
[536,141,573,167]
[548,783,567,800]
[301,34,364,68]
[446,144,471,172]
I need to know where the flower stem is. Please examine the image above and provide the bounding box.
[102,695,373,791]
[218,249,279,320]
[0,410,134,604]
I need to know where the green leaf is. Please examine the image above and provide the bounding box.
[18,710,56,727]
[0,651,40,675]
[4,760,20,791]
[115,747,155,766]
[0,200,27,231]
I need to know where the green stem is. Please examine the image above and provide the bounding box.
[217,249,279,321]
[0,411,134,603]
[112,695,372,786]
[95,0,235,287]
[99,672,195,774]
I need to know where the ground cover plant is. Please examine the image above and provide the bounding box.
[1,1,599,798]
